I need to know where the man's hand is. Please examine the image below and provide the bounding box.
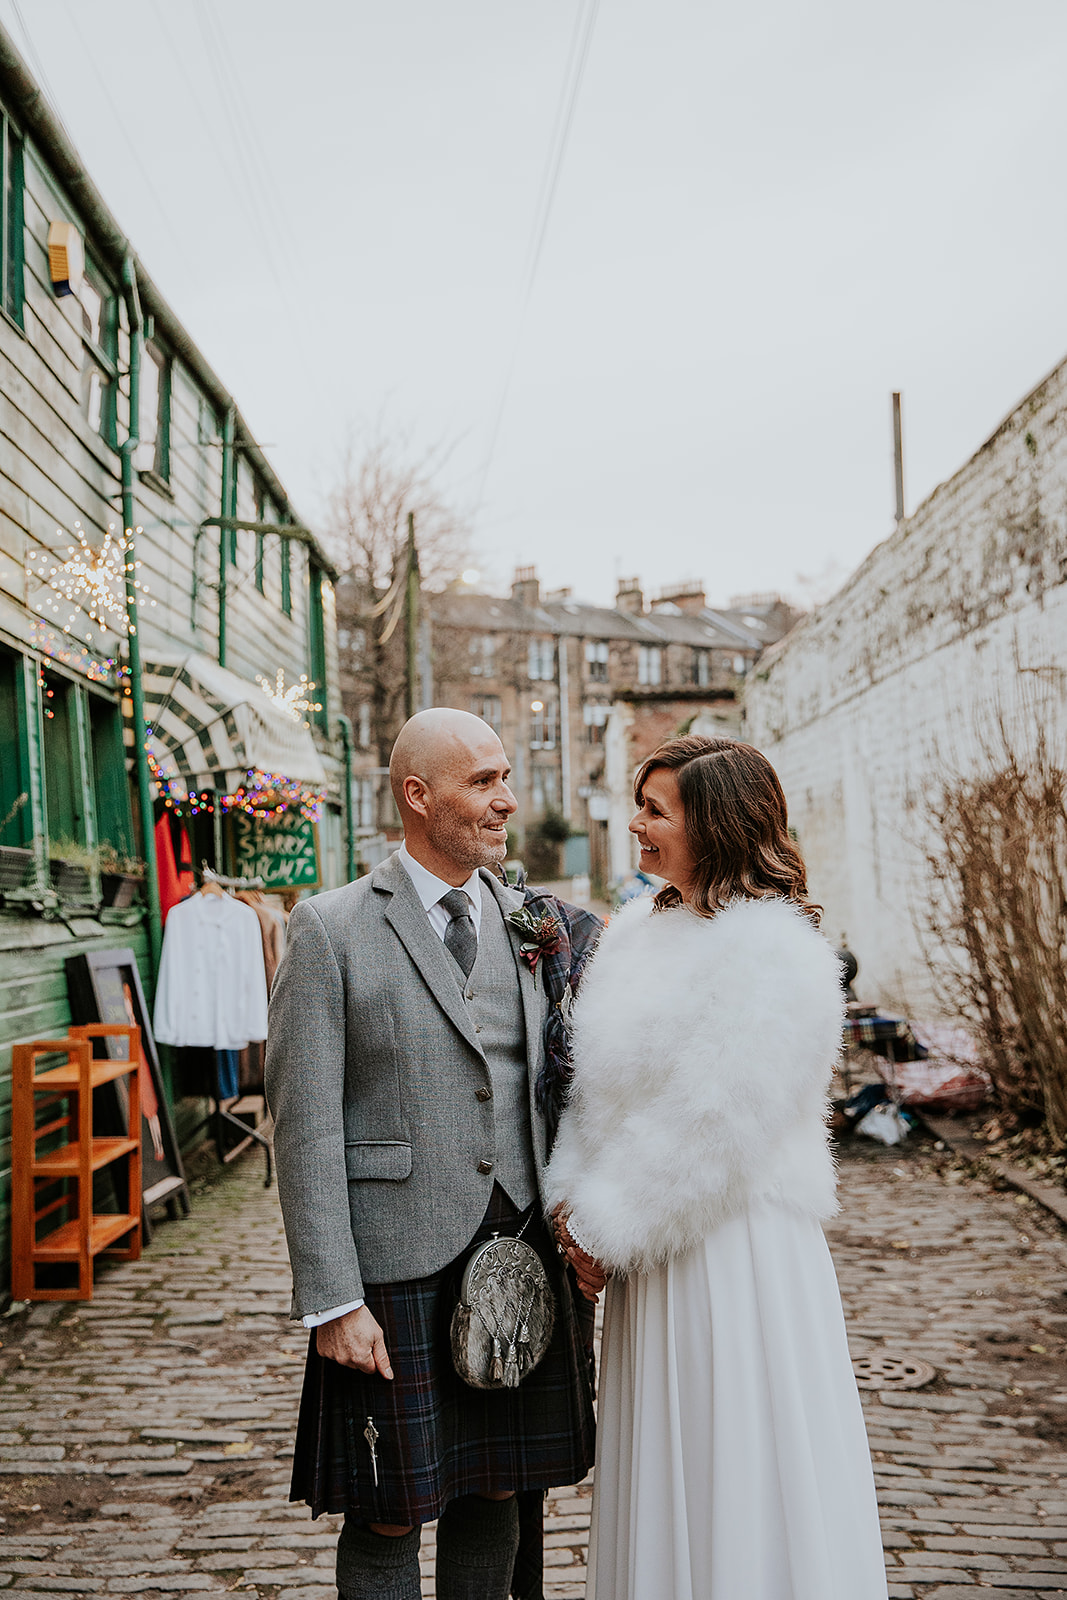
[316,1305,393,1378]
[551,1204,608,1303]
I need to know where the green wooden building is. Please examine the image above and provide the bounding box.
[0,25,350,1294]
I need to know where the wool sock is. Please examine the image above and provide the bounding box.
[435,1493,521,1600]
[336,1518,422,1600]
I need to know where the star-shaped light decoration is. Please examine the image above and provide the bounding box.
[28,522,155,640]
[255,669,323,727]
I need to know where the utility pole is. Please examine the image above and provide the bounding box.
[892,391,905,525]
[404,511,420,720]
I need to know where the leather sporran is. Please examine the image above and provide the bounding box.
[450,1233,556,1390]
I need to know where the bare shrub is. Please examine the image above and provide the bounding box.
[924,710,1067,1141]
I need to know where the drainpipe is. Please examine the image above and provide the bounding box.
[218,407,235,667]
[119,255,163,981]
[337,712,356,883]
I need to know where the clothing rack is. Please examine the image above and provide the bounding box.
[189,863,273,1184]
[200,864,266,891]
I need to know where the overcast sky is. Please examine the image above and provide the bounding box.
[5,0,1067,608]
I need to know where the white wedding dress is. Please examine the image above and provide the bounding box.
[587,1200,888,1600]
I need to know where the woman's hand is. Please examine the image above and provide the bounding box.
[552,1203,608,1302]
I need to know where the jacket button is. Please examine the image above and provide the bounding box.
[476,1087,492,1102]
[477,1159,493,1175]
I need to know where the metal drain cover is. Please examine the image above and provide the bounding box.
[852,1354,937,1391]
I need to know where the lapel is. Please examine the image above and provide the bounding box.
[373,852,485,1060]
[479,869,551,1162]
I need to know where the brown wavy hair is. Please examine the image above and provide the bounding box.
[634,735,820,924]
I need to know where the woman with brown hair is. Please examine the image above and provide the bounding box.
[547,736,887,1600]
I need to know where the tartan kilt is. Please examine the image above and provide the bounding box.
[290,1186,597,1525]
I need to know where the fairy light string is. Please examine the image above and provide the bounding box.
[28,521,155,640]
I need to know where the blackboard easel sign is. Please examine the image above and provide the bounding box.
[65,947,190,1240]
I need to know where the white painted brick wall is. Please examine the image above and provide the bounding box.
[744,358,1067,1015]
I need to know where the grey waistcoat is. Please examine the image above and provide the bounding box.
[454,886,537,1211]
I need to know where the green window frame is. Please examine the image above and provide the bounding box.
[0,648,31,848]
[1,108,25,328]
[307,563,328,731]
[253,482,266,594]
[79,255,119,449]
[280,535,292,616]
[88,692,132,856]
[140,340,172,482]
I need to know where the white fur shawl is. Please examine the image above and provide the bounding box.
[544,894,843,1274]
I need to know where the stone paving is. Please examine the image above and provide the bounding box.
[1,1136,1067,1597]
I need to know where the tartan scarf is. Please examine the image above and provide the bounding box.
[507,874,604,1152]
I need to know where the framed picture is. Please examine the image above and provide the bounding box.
[65,947,190,1236]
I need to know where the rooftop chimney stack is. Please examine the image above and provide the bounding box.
[654,581,706,615]
[511,566,541,607]
[615,576,644,615]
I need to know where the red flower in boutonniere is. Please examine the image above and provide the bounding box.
[507,905,564,984]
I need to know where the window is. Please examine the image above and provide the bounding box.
[355,776,376,831]
[253,485,269,593]
[583,702,609,745]
[307,563,329,730]
[41,671,84,847]
[0,649,30,848]
[280,536,292,616]
[138,341,171,481]
[357,702,372,748]
[637,645,662,686]
[531,766,558,811]
[469,634,496,677]
[79,261,118,447]
[1,110,24,327]
[530,701,557,750]
[89,693,132,855]
[585,640,609,682]
[0,652,134,889]
[733,654,747,676]
[470,695,502,736]
[528,636,554,681]
[691,648,710,688]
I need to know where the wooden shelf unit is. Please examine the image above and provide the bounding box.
[11,1027,143,1301]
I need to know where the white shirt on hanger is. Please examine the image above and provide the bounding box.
[153,891,268,1051]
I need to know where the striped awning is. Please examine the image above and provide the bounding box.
[140,652,327,795]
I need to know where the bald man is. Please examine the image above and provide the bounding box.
[266,710,598,1600]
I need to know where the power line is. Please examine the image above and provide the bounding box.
[188,0,299,324]
[472,0,603,528]
[57,0,199,282]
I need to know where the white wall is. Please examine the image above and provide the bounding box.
[744,357,1067,1014]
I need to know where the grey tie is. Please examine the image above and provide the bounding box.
[441,888,477,979]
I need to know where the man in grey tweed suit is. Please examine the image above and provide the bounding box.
[265,709,596,1600]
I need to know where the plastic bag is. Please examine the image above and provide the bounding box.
[856,1100,910,1146]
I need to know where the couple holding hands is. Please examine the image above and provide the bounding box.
[266,709,887,1600]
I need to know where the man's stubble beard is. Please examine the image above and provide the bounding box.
[426,808,508,874]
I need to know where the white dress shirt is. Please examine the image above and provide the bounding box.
[153,891,268,1050]
[302,843,484,1329]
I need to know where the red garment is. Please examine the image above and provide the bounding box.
[155,816,195,923]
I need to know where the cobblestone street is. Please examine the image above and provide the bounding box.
[2,1137,1067,1598]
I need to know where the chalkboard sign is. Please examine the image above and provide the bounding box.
[65,948,190,1239]
[233,811,321,889]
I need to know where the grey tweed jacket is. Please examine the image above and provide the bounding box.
[264,852,550,1319]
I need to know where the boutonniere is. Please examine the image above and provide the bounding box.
[507,904,564,985]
